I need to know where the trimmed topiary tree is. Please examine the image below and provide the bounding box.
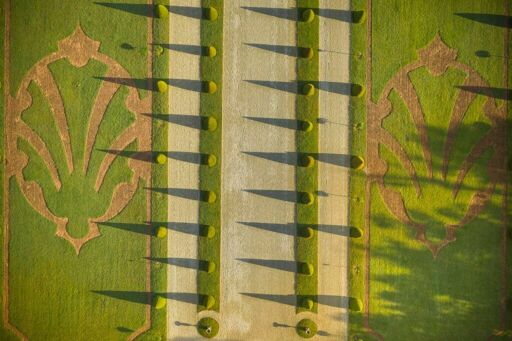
[156,80,168,93]
[348,297,363,312]
[201,261,216,273]
[301,297,314,310]
[201,191,217,204]
[155,153,167,164]
[302,9,315,23]
[301,47,314,59]
[200,225,216,238]
[298,192,315,205]
[298,262,314,276]
[153,294,167,310]
[349,226,363,238]
[204,81,218,94]
[302,83,315,96]
[296,319,317,338]
[203,45,217,57]
[202,295,216,310]
[201,116,218,131]
[350,83,365,97]
[154,45,164,56]
[300,226,315,239]
[350,155,365,170]
[351,10,366,24]
[299,155,315,168]
[204,7,218,21]
[299,120,314,132]
[155,4,169,19]
[197,317,219,338]
[201,154,217,167]
[156,226,167,238]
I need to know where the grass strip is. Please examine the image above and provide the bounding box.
[198,0,223,313]
[296,0,319,314]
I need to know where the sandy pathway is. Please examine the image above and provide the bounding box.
[219,0,298,339]
[167,1,202,339]
[316,0,351,339]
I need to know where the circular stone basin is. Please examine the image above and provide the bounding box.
[197,317,219,338]
[296,319,317,338]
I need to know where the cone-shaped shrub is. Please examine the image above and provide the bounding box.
[350,84,365,97]
[204,45,217,57]
[204,81,218,94]
[156,80,168,93]
[299,120,314,132]
[351,10,366,23]
[203,295,216,310]
[154,45,164,56]
[301,47,314,59]
[154,295,167,310]
[197,317,219,338]
[156,226,167,238]
[202,261,216,273]
[350,155,365,170]
[302,9,315,23]
[301,226,315,239]
[200,225,216,238]
[201,154,217,167]
[296,319,317,338]
[302,83,315,96]
[298,262,314,276]
[349,297,363,312]
[299,155,315,168]
[155,4,168,18]
[155,153,167,164]
[299,192,314,205]
[202,191,217,204]
[301,298,314,310]
[204,7,218,21]
[349,227,363,238]
[201,116,218,131]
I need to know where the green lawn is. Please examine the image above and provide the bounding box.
[2,1,166,339]
[349,0,511,339]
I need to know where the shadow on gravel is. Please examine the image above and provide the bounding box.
[241,293,349,308]
[243,151,352,167]
[245,80,355,95]
[244,43,312,58]
[143,114,203,129]
[237,258,298,273]
[243,116,299,130]
[239,221,353,237]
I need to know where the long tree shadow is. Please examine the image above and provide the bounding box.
[166,222,202,236]
[245,80,355,95]
[97,149,154,163]
[93,290,200,305]
[154,43,203,56]
[145,257,204,271]
[168,79,204,92]
[94,76,154,91]
[167,152,204,165]
[243,151,351,167]
[94,2,153,17]
[239,221,352,237]
[97,222,153,236]
[243,189,297,203]
[241,293,348,308]
[237,258,297,272]
[168,5,203,19]
[244,43,312,58]
[147,187,204,201]
[456,85,511,100]
[245,80,298,94]
[143,114,203,129]
[454,13,511,28]
[243,116,299,130]
[241,7,355,22]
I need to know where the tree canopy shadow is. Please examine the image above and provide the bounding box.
[243,151,351,167]
[145,257,204,270]
[244,43,312,58]
[97,221,153,236]
[454,13,511,27]
[168,5,203,19]
[94,2,153,17]
[243,116,299,130]
[239,221,352,237]
[245,80,355,95]
[456,85,511,100]
[143,114,203,129]
[237,258,297,272]
[154,43,203,56]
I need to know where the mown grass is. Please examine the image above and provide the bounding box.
[296,0,319,314]
[198,0,223,312]
[2,1,165,340]
[349,0,510,339]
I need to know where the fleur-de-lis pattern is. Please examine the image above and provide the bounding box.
[6,26,152,254]
[366,33,507,257]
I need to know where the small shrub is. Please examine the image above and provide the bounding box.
[200,225,216,238]
[302,9,315,23]
[203,45,217,57]
[204,7,218,21]
[201,154,217,167]
[298,192,314,205]
[156,226,167,238]
[153,295,166,310]
[204,81,218,94]
[154,45,164,56]
[350,84,365,97]
[350,155,365,170]
[201,261,216,273]
[156,80,168,93]
[296,319,317,338]
[298,262,314,276]
[300,226,315,239]
[348,297,363,312]
[349,227,363,238]
[301,298,314,310]
[351,10,366,24]
[155,4,168,19]
[202,295,216,310]
[302,83,315,96]
[201,191,217,204]
[197,317,219,338]
[300,47,314,59]
[201,116,218,131]
[299,120,314,132]
[155,153,167,164]
[299,155,315,168]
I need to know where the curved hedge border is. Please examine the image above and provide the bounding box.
[198,0,223,314]
[296,1,319,314]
